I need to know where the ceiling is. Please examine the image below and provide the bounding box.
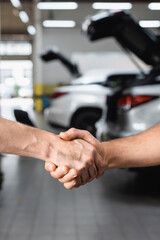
[1,1,160,37]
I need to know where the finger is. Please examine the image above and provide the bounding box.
[74,175,82,188]
[64,179,77,189]
[59,169,78,183]
[81,170,90,185]
[94,151,105,178]
[45,161,57,172]
[96,167,105,178]
[88,165,97,182]
[50,165,69,179]
[60,128,96,146]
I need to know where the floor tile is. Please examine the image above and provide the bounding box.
[1,101,160,240]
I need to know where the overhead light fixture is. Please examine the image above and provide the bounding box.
[148,2,160,10]
[92,2,132,10]
[27,25,36,35]
[139,20,160,28]
[43,20,76,28]
[10,0,21,8]
[0,42,32,56]
[37,2,78,10]
[19,11,29,23]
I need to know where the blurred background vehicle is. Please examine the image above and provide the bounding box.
[40,48,108,134]
[44,67,139,135]
[41,47,139,135]
[82,10,160,140]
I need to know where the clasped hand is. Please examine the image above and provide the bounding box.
[45,128,105,189]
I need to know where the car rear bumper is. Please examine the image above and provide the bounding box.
[44,107,70,128]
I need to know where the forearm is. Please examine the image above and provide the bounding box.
[0,117,57,161]
[102,123,160,169]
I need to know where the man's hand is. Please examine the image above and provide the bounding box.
[46,123,160,189]
[44,133,105,187]
[60,128,106,178]
[45,128,106,189]
[45,162,78,189]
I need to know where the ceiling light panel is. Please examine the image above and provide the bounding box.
[0,42,32,56]
[148,2,160,10]
[10,0,21,8]
[19,11,29,23]
[139,20,160,28]
[37,2,78,10]
[92,2,132,10]
[27,25,36,35]
[43,20,76,28]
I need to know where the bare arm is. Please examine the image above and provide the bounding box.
[103,124,160,169]
[0,118,104,186]
[61,125,160,169]
[50,125,160,188]
[0,117,59,161]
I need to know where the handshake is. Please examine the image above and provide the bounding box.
[2,116,159,186]
[45,128,107,189]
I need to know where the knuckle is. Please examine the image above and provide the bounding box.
[79,163,86,171]
[62,165,69,173]
[86,156,94,165]
[81,165,87,172]
[58,178,64,183]
[45,162,51,171]
[44,163,49,171]
[70,169,78,178]
[89,145,96,154]
[72,179,77,185]
[84,129,89,135]
[70,127,76,133]
[50,172,56,178]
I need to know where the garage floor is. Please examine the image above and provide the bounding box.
[0,99,160,240]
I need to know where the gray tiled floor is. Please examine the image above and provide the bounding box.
[1,155,160,240]
[1,99,160,240]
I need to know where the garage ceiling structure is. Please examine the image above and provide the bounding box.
[1,0,160,36]
[1,0,160,109]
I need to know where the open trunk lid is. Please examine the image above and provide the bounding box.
[82,11,160,67]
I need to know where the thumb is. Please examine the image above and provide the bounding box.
[60,128,75,141]
[60,128,97,146]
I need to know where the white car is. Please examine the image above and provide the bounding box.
[44,69,138,134]
[84,11,160,141]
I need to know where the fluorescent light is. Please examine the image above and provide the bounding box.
[92,2,132,10]
[37,2,78,10]
[19,11,29,23]
[148,2,160,10]
[139,20,160,28]
[0,42,32,56]
[27,25,36,35]
[43,20,76,28]
[10,0,21,8]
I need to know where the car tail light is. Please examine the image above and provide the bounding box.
[51,92,68,99]
[117,95,157,110]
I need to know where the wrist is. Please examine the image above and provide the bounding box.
[0,118,57,162]
[23,127,57,161]
[100,141,113,170]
